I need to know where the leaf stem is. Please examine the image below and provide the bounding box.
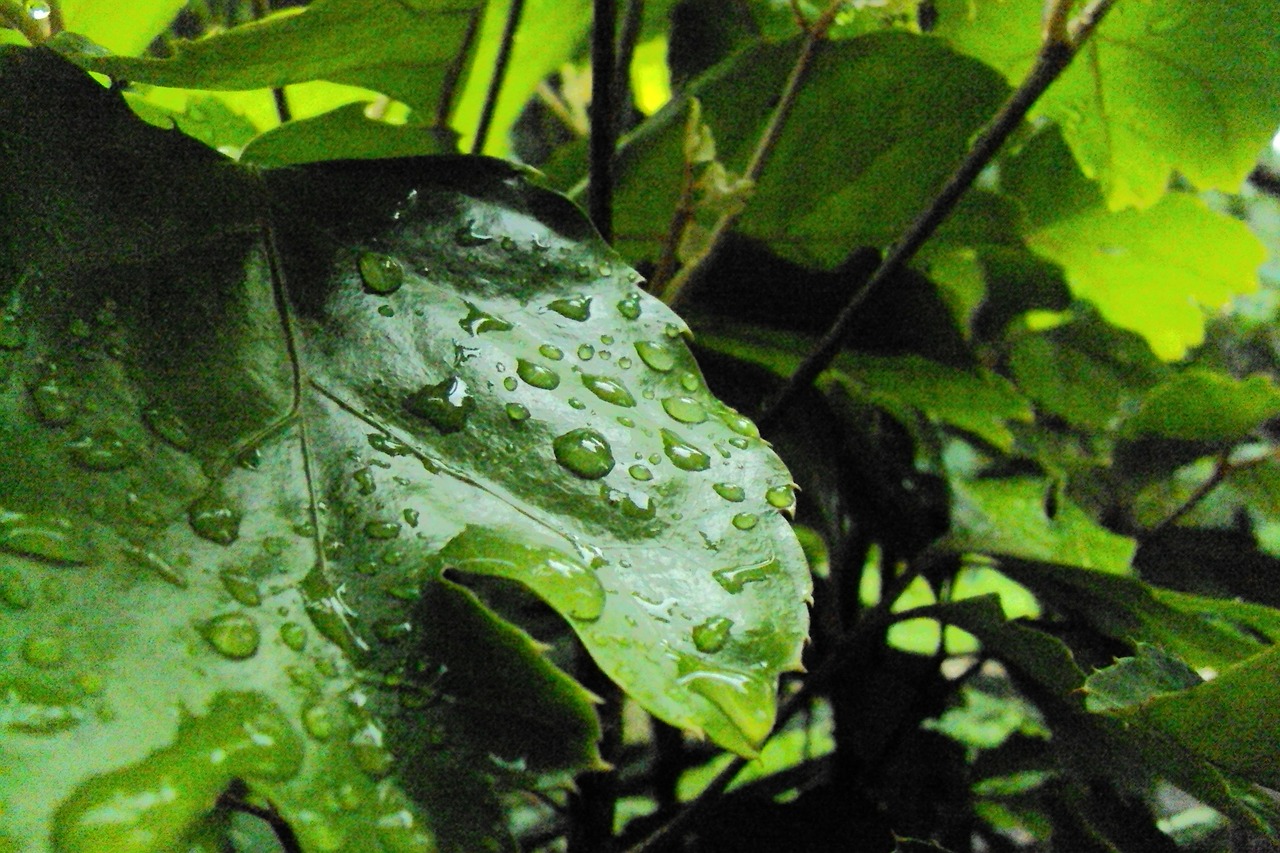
[589,0,619,242]
[472,0,527,154]
[658,0,844,309]
[757,0,1118,428]
[0,0,48,44]
[250,0,292,123]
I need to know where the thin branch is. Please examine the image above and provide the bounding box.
[472,0,526,154]
[659,0,844,309]
[0,0,48,44]
[613,0,645,138]
[589,0,619,241]
[250,0,291,123]
[757,0,1118,428]
[45,0,61,36]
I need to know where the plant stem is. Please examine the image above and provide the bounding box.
[757,0,1117,428]
[613,0,644,137]
[658,0,844,309]
[250,0,291,123]
[472,0,526,154]
[0,0,47,44]
[590,0,619,241]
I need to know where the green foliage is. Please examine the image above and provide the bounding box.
[5,0,1280,850]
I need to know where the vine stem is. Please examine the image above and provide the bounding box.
[757,0,1117,428]
[589,0,619,241]
[624,564,926,853]
[658,0,844,309]
[472,0,526,154]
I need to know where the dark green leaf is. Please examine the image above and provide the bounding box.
[240,103,456,167]
[1082,643,1203,713]
[1121,370,1280,442]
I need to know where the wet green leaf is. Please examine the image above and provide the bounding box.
[0,47,808,851]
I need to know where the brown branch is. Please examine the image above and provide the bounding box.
[757,0,1119,428]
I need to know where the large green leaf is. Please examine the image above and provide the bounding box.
[1004,126,1266,360]
[61,0,188,55]
[935,0,1280,209]
[583,31,1008,266]
[0,47,809,851]
[1120,369,1280,443]
[50,0,485,117]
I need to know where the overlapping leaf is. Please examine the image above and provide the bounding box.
[0,48,809,852]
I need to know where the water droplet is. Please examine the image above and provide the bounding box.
[661,429,710,471]
[765,484,795,509]
[368,433,412,457]
[616,293,642,319]
[67,430,130,471]
[364,520,401,540]
[458,302,513,334]
[503,376,518,392]
[662,395,707,424]
[713,483,745,502]
[0,511,93,563]
[0,569,35,609]
[712,557,775,593]
[25,1,50,21]
[141,403,194,451]
[404,375,475,433]
[220,570,262,607]
[732,512,758,530]
[30,373,75,425]
[375,791,435,853]
[352,466,376,495]
[539,344,565,361]
[359,252,405,295]
[121,544,187,588]
[302,702,335,740]
[188,488,241,546]
[516,359,560,390]
[628,465,652,481]
[721,411,760,438]
[664,323,683,339]
[679,665,774,750]
[568,397,586,410]
[635,340,676,372]
[553,429,615,480]
[577,343,595,360]
[679,371,700,392]
[728,436,750,450]
[582,374,636,407]
[373,618,412,643]
[199,612,260,659]
[617,416,635,427]
[692,616,734,653]
[505,402,531,422]
[648,452,661,465]
[547,295,591,321]
[602,485,657,519]
[351,720,395,778]
[403,508,420,527]
[23,634,66,668]
[280,622,307,652]
[455,221,494,246]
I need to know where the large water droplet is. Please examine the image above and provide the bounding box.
[67,430,130,471]
[539,344,565,361]
[352,466,377,496]
[504,402,530,423]
[121,544,187,588]
[662,395,707,424]
[582,374,636,407]
[503,376,518,392]
[692,616,734,653]
[280,622,307,652]
[635,340,676,373]
[458,302,513,335]
[30,374,75,426]
[359,252,405,295]
[661,429,710,472]
[721,411,760,438]
[712,483,745,502]
[732,512,759,531]
[188,488,241,546]
[516,359,561,390]
[553,429,615,480]
[616,293,642,319]
[404,375,475,433]
[712,557,775,593]
[350,720,395,778]
[547,295,591,321]
[141,403,194,451]
[628,464,652,481]
[0,511,93,563]
[577,344,595,361]
[199,612,260,659]
[765,484,795,509]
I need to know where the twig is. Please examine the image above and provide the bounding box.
[589,0,619,242]
[647,100,704,294]
[250,0,291,123]
[613,0,644,137]
[625,564,926,853]
[45,0,61,36]
[472,0,526,154]
[756,0,1118,428]
[0,0,48,44]
[659,0,844,309]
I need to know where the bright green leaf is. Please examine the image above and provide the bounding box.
[61,0,187,55]
[935,0,1280,208]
